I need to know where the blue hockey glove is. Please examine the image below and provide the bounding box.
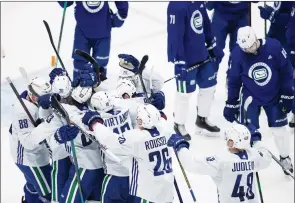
[149,91,165,110]
[207,39,224,64]
[54,125,79,144]
[118,54,139,74]
[79,72,98,87]
[278,94,294,114]
[259,5,276,23]
[223,101,240,123]
[72,63,95,87]
[37,93,61,109]
[82,110,104,131]
[246,123,262,147]
[167,134,190,152]
[111,13,125,28]
[174,63,188,80]
[49,68,65,84]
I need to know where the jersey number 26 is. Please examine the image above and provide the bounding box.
[149,148,172,176]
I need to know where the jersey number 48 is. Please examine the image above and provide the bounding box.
[149,148,172,176]
[231,172,255,201]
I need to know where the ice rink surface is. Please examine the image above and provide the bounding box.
[1,2,294,203]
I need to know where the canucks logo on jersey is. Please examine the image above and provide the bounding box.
[248,62,272,86]
[82,1,104,13]
[190,9,203,34]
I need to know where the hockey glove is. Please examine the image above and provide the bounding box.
[247,123,262,147]
[118,54,139,74]
[259,5,276,23]
[223,101,240,123]
[54,125,79,144]
[79,72,98,87]
[207,40,224,64]
[49,68,65,84]
[174,63,188,80]
[149,91,165,110]
[72,63,95,87]
[278,94,294,114]
[37,93,61,109]
[82,110,104,131]
[167,134,190,152]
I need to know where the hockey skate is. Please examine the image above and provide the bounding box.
[289,115,294,128]
[174,123,191,141]
[195,115,220,137]
[280,156,294,175]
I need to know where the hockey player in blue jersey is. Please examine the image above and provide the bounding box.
[167,1,224,140]
[224,26,294,175]
[206,2,255,60]
[259,2,293,50]
[57,1,128,85]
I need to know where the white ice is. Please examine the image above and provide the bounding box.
[1,2,294,203]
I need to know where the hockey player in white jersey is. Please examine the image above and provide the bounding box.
[9,77,52,203]
[168,123,272,203]
[90,91,134,202]
[80,104,174,203]
[36,89,104,202]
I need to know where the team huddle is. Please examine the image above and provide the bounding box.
[7,1,294,203]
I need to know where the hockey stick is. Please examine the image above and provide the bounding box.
[55,1,68,67]
[43,20,71,81]
[268,151,294,179]
[243,96,264,203]
[164,58,211,84]
[51,96,85,203]
[174,178,184,203]
[138,55,150,102]
[264,2,267,37]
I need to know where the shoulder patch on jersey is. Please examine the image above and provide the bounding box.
[206,156,215,161]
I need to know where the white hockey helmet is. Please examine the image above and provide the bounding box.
[51,75,72,98]
[237,26,258,53]
[116,78,136,98]
[137,104,160,129]
[224,123,251,150]
[90,91,114,112]
[28,77,52,97]
[71,86,92,104]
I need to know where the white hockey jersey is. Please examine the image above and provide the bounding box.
[99,106,133,177]
[10,98,50,167]
[177,144,272,203]
[92,118,175,203]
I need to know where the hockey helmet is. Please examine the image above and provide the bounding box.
[116,78,136,99]
[28,77,52,102]
[237,26,258,53]
[71,86,92,104]
[224,123,251,150]
[52,75,72,98]
[90,91,114,112]
[137,104,160,129]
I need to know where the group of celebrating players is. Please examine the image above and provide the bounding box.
[8,1,294,203]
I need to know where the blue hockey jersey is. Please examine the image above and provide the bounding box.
[227,38,293,106]
[58,1,128,39]
[167,1,215,66]
[205,2,252,20]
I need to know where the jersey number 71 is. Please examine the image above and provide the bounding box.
[231,172,255,201]
[149,148,172,176]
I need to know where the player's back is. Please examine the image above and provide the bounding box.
[215,148,270,203]
[99,107,134,176]
[126,124,174,202]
